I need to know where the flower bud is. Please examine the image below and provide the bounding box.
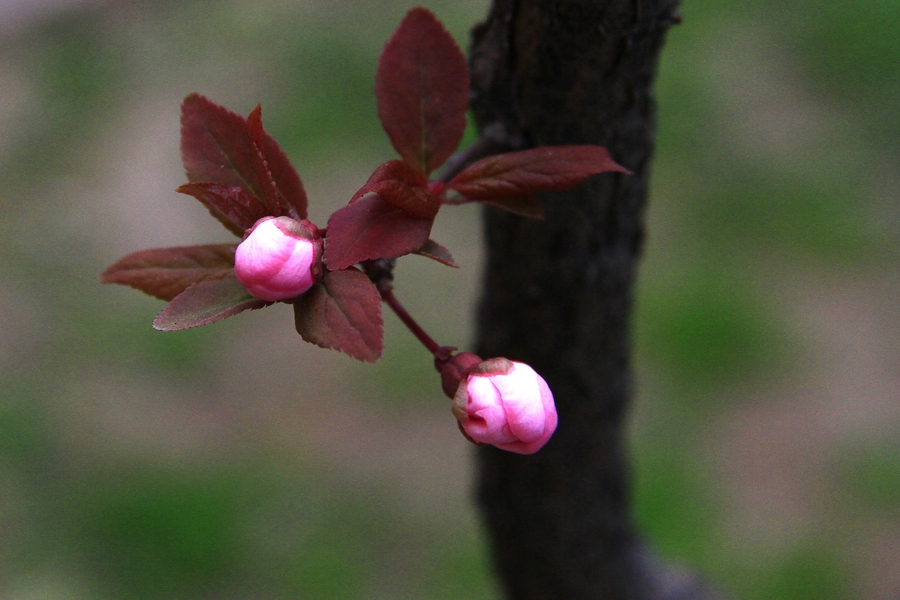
[234,216,321,301]
[450,357,557,455]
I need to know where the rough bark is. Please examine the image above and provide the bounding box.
[468,1,719,598]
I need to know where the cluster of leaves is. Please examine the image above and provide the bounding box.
[102,7,628,363]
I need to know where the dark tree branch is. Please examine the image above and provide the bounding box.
[468,1,720,598]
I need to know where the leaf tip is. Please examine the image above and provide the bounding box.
[151,314,178,332]
[376,5,469,175]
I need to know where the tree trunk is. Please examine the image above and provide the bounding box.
[468,2,718,598]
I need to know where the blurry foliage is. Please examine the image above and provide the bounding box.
[636,270,791,393]
[791,0,900,146]
[71,470,248,599]
[5,12,129,186]
[839,445,900,512]
[86,302,222,378]
[268,38,384,157]
[632,0,898,598]
[0,0,897,598]
[422,533,499,600]
[632,444,716,564]
[0,385,53,468]
[740,545,849,600]
[693,169,888,264]
[365,331,440,407]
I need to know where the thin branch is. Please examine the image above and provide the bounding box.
[380,288,442,356]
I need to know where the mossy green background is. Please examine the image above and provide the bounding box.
[0,1,897,598]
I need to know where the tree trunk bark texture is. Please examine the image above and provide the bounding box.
[468,2,717,599]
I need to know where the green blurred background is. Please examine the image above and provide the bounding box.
[0,0,897,598]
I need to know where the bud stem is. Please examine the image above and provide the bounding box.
[380,288,442,356]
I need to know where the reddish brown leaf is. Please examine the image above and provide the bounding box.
[350,160,429,204]
[176,183,269,236]
[246,104,308,219]
[414,239,459,267]
[362,179,440,219]
[324,194,433,271]
[375,7,469,175]
[483,196,546,219]
[181,94,264,194]
[293,268,384,362]
[101,244,237,301]
[447,146,631,200]
[243,105,291,218]
[180,94,299,222]
[349,160,437,219]
[152,275,268,331]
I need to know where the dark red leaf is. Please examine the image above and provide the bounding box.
[246,105,308,219]
[180,94,300,222]
[483,196,546,219]
[152,275,268,331]
[447,146,631,200]
[101,244,237,301]
[414,239,459,267]
[350,160,429,204]
[324,194,433,271]
[181,94,264,194]
[176,183,269,236]
[363,180,440,220]
[242,105,291,218]
[293,268,383,362]
[375,7,469,175]
[350,160,437,218]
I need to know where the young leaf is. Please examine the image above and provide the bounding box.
[482,196,546,219]
[246,104,308,219]
[293,268,384,363]
[181,93,265,195]
[152,275,268,331]
[375,7,469,175]
[101,244,237,301]
[241,105,292,218]
[351,160,429,203]
[180,94,302,222]
[361,179,440,219]
[447,146,631,200]
[324,194,433,271]
[176,183,269,236]
[414,239,459,267]
[350,160,438,218]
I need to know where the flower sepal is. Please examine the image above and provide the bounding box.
[436,351,482,400]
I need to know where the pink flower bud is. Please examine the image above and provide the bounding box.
[451,357,557,455]
[234,216,321,301]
